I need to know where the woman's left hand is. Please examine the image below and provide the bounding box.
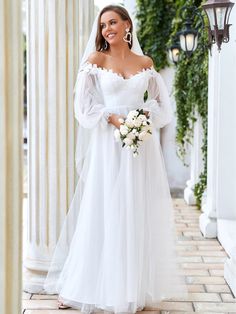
[144,110,150,118]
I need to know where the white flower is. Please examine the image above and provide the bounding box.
[130,144,136,151]
[114,129,121,141]
[120,125,129,135]
[138,131,147,140]
[127,110,138,119]
[126,132,136,140]
[123,138,133,146]
[133,117,142,128]
[139,114,147,121]
[118,118,125,124]
[125,118,134,128]
[133,152,138,157]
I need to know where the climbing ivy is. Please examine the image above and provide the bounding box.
[136,0,209,208]
[136,0,175,71]
[172,0,208,208]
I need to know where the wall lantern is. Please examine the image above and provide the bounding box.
[202,0,234,50]
[177,6,204,56]
[168,42,181,65]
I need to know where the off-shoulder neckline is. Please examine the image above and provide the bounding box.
[84,61,155,81]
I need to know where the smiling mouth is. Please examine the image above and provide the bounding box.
[107,33,116,39]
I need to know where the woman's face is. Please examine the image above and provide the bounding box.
[100,11,130,46]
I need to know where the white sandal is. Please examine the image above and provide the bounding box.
[58,299,71,309]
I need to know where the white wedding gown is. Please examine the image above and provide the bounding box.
[43,62,187,313]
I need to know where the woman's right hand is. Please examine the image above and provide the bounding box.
[108,114,125,129]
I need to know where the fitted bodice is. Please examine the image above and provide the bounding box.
[85,63,154,112]
[74,62,172,130]
[101,73,149,110]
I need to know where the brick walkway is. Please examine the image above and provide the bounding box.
[22,199,236,313]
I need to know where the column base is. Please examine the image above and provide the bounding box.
[217,219,236,297]
[199,212,217,238]
[184,180,196,205]
[23,267,47,294]
[224,257,236,297]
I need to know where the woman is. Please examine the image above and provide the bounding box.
[44,5,187,312]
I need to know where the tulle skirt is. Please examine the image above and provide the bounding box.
[43,106,187,313]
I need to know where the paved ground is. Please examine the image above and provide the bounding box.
[22,199,236,313]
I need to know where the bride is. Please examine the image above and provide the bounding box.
[43,4,188,313]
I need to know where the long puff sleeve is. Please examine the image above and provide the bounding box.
[144,71,173,128]
[73,65,107,177]
[74,66,107,129]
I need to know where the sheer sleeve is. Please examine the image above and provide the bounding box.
[74,66,107,129]
[144,70,173,128]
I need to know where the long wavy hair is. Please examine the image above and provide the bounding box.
[95,5,133,51]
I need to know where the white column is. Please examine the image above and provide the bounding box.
[184,115,204,205]
[0,0,23,313]
[24,0,94,293]
[199,45,219,238]
[214,2,236,296]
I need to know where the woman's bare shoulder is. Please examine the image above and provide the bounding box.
[87,51,106,67]
[139,55,154,68]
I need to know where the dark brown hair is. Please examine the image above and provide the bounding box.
[95,5,133,51]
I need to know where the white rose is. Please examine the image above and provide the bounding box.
[125,118,134,128]
[139,114,147,122]
[126,132,136,140]
[138,131,148,141]
[114,129,121,141]
[127,110,138,119]
[133,117,142,128]
[120,125,129,135]
[123,138,133,146]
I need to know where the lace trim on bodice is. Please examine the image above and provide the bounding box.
[81,61,156,81]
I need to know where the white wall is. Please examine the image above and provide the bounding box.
[160,67,190,191]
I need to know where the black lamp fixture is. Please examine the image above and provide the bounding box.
[202,0,234,50]
[168,40,181,65]
[168,1,234,62]
[177,5,205,56]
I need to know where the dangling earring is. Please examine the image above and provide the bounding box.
[123,28,132,45]
[103,40,108,50]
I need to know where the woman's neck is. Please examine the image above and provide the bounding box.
[106,43,131,60]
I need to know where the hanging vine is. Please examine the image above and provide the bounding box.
[136,0,209,208]
[172,0,208,207]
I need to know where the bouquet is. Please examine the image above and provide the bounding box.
[114,109,152,157]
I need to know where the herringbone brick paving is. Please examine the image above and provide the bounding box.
[22,199,236,313]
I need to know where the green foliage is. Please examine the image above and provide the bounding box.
[173,0,209,208]
[136,0,176,71]
[136,0,209,208]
